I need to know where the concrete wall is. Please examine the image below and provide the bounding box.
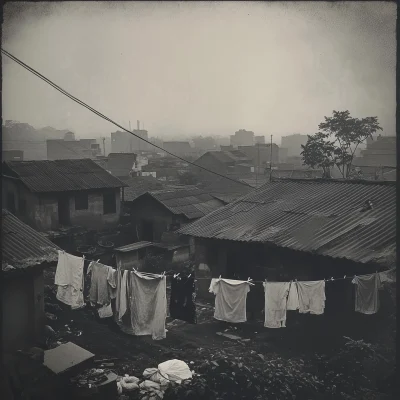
[127,195,187,242]
[2,179,121,231]
[69,189,121,230]
[2,178,51,230]
[2,271,44,355]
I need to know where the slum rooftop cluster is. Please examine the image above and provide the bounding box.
[179,178,396,268]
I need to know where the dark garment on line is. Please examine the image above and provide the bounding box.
[169,275,197,324]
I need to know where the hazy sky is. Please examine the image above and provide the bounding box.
[2,1,396,142]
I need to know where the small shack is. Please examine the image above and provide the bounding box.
[2,209,59,358]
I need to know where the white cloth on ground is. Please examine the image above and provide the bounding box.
[88,261,117,305]
[286,281,300,310]
[263,282,290,328]
[55,250,85,309]
[129,271,167,340]
[210,278,251,323]
[296,281,326,315]
[352,273,382,314]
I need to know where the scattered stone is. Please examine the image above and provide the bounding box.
[45,312,57,321]
[216,332,242,340]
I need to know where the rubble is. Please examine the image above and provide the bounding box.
[216,332,243,340]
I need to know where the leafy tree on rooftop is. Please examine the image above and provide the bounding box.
[301,110,382,179]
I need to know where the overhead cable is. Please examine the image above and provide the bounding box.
[1,48,251,188]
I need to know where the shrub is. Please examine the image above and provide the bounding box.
[164,356,323,400]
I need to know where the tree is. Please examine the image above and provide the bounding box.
[301,111,382,179]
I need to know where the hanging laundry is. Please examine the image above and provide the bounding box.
[263,282,290,328]
[116,270,129,321]
[296,281,326,315]
[54,250,85,309]
[87,261,117,306]
[286,281,300,311]
[129,271,167,340]
[209,278,251,323]
[379,268,396,284]
[169,275,196,324]
[98,303,113,319]
[209,278,219,294]
[352,273,382,314]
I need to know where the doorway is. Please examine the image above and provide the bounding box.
[142,220,154,242]
[58,196,70,226]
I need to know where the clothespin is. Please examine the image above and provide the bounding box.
[97,259,100,263]
[82,255,85,260]
[330,277,334,281]
[344,275,346,279]
[188,274,191,278]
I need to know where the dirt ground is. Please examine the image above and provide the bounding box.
[37,267,396,400]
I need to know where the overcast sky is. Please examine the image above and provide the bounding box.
[2,1,396,142]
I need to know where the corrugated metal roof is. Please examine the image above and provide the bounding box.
[142,188,225,220]
[114,241,154,252]
[123,176,167,201]
[2,209,60,269]
[3,159,127,192]
[178,179,396,267]
[203,150,252,164]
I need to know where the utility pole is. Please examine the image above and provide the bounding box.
[269,135,273,182]
[256,142,260,187]
[102,137,106,156]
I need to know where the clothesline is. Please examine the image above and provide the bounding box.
[190,271,392,284]
[61,251,392,286]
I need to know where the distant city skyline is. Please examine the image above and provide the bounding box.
[2,2,396,142]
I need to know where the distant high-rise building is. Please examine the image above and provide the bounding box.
[354,135,396,167]
[230,129,255,148]
[47,137,101,160]
[255,136,265,145]
[111,129,150,153]
[64,131,76,141]
[281,134,308,157]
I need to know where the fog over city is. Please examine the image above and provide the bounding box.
[2,1,396,142]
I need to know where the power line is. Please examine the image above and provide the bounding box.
[1,48,251,188]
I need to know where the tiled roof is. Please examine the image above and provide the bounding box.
[3,159,127,193]
[271,169,324,179]
[178,179,396,267]
[204,150,252,164]
[2,209,60,269]
[123,176,167,201]
[202,177,254,203]
[139,188,225,220]
[107,153,137,177]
